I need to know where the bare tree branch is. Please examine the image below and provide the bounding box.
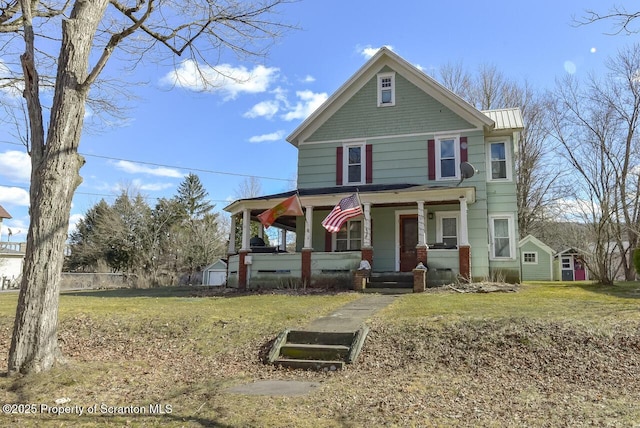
[575,5,640,35]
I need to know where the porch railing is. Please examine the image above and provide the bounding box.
[226,251,362,288]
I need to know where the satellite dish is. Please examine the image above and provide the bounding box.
[458,162,477,186]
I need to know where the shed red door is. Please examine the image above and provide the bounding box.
[574,258,586,281]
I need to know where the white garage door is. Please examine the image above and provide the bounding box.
[207,271,226,286]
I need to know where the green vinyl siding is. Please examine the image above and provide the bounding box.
[297,132,488,189]
[306,71,474,143]
[520,240,553,281]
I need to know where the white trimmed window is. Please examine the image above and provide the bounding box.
[436,136,460,180]
[489,214,516,259]
[334,220,362,251]
[435,212,459,248]
[344,143,366,184]
[377,72,395,107]
[487,140,512,181]
[523,252,538,264]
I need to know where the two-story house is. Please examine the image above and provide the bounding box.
[224,48,523,289]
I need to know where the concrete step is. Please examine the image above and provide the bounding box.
[279,343,350,360]
[368,272,413,289]
[286,330,355,346]
[267,327,369,370]
[273,358,345,371]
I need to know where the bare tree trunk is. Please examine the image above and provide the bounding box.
[8,0,108,375]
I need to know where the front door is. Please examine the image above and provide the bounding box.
[399,215,418,272]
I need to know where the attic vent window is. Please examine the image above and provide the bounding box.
[377,72,395,107]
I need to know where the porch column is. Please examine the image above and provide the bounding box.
[238,208,252,289]
[302,206,313,287]
[228,214,237,255]
[257,224,264,239]
[361,202,373,266]
[458,196,471,281]
[241,208,251,251]
[303,206,313,250]
[459,197,469,246]
[416,201,428,266]
[279,228,287,252]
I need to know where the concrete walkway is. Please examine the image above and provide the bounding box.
[300,293,399,332]
[226,293,401,396]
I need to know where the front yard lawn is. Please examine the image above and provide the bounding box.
[0,282,639,427]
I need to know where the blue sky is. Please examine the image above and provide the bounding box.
[0,0,637,242]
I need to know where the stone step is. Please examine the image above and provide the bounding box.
[267,327,369,370]
[273,358,345,371]
[279,343,350,360]
[286,330,355,346]
[366,281,413,289]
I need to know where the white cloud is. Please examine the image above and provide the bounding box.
[301,75,315,83]
[244,100,280,119]
[248,130,285,144]
[113,160,183,178]
[0,150,31,183]
[131,179,174,192]
[160,60,279,100]
[0,186,30,207]
[281,90,328,121]
[67,213,84,236]
[359,45,394,59]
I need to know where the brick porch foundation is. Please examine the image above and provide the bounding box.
[301,249,312,287]
[416,245,428,266]
[361,247,373,268]
[459,245,471,281]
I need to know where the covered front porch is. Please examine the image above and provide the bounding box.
[224,184,475,289]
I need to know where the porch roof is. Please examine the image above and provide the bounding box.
[224,184,475,229]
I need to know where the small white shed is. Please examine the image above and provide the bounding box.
[0,247,24,289]
[202,259,227,286]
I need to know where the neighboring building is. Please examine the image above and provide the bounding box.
[0,246,25,289]
[0,205,24,289]
[202,259,227,286]
[554,248,589,281]
[0,204,10,226]
[224,48,523,288]
[519,235,554,281]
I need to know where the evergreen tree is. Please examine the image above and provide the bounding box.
[176,173,214,221]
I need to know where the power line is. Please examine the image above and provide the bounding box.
[0,182,232,204]
[0,140,292,182]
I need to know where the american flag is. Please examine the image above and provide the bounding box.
[321,194,363,233]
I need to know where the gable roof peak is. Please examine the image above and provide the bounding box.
[286,48,496,147]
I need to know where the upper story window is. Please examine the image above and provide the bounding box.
[488,140,512,181]
[436,137,460,180]
[344,143,365,184]
[334,220,362,251]
[377,72,396,107]
[336,144,372,186]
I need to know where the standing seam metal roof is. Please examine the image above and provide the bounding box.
[482,107,524,130]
